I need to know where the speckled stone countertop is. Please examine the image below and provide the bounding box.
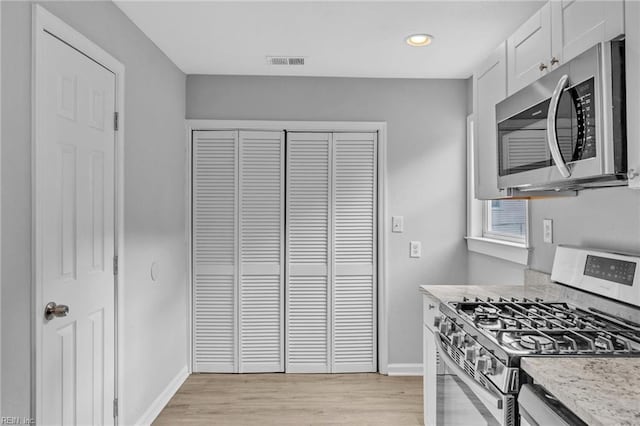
[521,357,640,426]
[419,284,563,303]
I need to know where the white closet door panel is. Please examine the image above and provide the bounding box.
[287,133,331,265]
[193,274,235,372]
[333,275,375,373]
[193,130,238,373]
[193,131,237,266]
[332,132,377,373]
[238,131,284,373]
[286,275,330,373]
[286,133,331,373]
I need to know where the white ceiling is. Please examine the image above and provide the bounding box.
[115,1,545,79]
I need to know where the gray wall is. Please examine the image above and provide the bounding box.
[529,188,640,272]
[1,2,187,423]
[187,75,469,365]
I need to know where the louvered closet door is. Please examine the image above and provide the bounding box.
[332,133,377,373]
[193,130,238,373]
[238,131,284,373]
[286,133,332,373]
[286,132,377,374]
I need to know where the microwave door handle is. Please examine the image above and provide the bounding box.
[546,74,572,178]
[434,332,503,410]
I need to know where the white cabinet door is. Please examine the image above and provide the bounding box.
[474,42,510,200]
[507,2,552,95]
[423,324,437,426]
[286,132,332,373]
[332,133,377,374]
[238,131,285,373]
[626,0,640,189]
[551,0,624,67]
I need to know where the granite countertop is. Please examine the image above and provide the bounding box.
[419,284,563,303]
[521,357,640,426]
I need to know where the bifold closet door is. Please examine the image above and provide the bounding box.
[193,130,284,373]
[286,132,377,374]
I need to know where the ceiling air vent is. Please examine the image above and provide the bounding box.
[267,56,305,66]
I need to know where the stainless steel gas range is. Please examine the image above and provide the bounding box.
[422,245,640,426]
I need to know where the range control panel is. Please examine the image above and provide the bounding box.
[585,255,637,286]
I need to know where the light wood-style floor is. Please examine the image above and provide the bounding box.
[153,373,423,425]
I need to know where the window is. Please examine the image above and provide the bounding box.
[466,114,529,265]
[483,199,527,243]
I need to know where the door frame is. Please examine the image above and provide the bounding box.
[32,5,126,423]
[185,119,389,374]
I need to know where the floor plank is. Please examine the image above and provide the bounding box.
[153,373,423,425]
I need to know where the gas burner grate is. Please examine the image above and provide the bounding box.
[449,298,640,355]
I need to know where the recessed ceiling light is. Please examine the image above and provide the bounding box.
[406,34,433,47]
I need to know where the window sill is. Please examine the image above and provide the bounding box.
[465,236,530,265]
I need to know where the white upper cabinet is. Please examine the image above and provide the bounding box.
[551,0,624,66]
[507,3,552,95]
[474,42,510,200]
[507,0,624,96]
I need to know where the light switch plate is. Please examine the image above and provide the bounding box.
[392,216,404,233]
[410,241,422,258]
[543,219,553,244]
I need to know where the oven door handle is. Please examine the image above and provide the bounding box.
[546,74,572,178]
[434,332,503,410]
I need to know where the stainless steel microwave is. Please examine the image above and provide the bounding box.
[495,39,627,192]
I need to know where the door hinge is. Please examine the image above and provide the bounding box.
[113,255,119,276]
[114,112,119,131]
[113,398,119,418]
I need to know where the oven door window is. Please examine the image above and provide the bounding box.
[497,77,596,177]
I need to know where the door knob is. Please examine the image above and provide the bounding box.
[539,63,548,71]
[44,302,69,321]
[550,57,560,65]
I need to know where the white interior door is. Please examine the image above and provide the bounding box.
[38,32,116,425]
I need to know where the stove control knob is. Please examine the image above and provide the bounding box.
[464,346,477,362]
[475,356,488,374]
[439,319,452,335]
[433,316,442,329]
[450,332,464,347]
[486,357,497,375]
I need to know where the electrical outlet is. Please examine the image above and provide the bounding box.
[410,241,422,258]
[392,216,404,233]
[543,219,553,244]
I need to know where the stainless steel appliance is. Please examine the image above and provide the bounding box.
[495,40,627,192]
[431,246,640,425]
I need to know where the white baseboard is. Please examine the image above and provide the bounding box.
[135,365,189,426]
[386,363,423,376]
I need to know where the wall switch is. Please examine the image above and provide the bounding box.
[392,216,404,233]
[543,219,553,244]
[410,241,422,258]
